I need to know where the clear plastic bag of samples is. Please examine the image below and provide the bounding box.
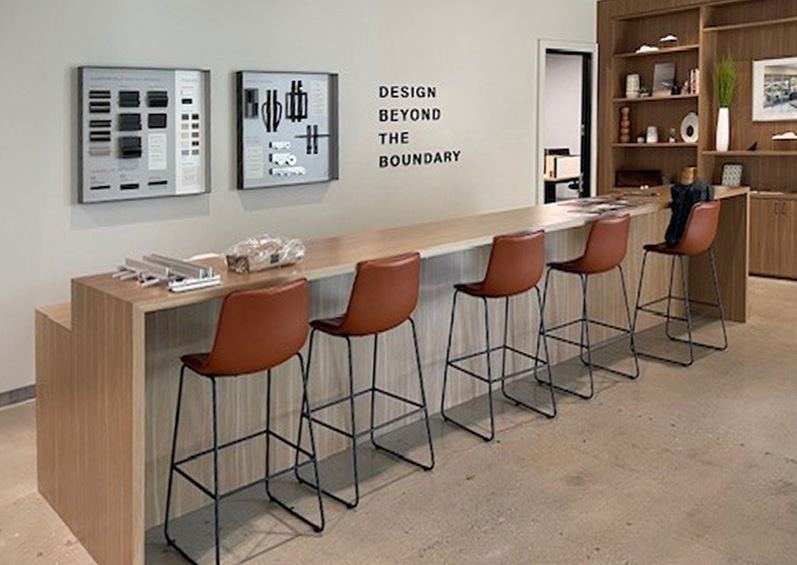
[224,234,306,274]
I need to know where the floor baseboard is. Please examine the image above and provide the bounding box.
[0,385,36,409]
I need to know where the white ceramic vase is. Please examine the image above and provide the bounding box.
[716,107,730,152]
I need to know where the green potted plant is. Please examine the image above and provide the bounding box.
[715,56,737,152]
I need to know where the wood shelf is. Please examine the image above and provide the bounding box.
[613,44,700,59]
[704,15,797,33]
[703,150,797,157]
[613,94,699,104]
[614,143,698,148]
[615,5,699,22]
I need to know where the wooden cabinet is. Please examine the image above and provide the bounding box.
[786,200,797,279]
[750,195,797,279]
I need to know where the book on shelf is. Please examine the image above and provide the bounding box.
[688,68,700,95]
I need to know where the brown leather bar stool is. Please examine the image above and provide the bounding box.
[295,253,435,509]
[633,201,728,367]
[164,279,324,565]
[440,230,556,442]
[540,214,640,400]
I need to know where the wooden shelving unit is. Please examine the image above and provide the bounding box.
[599,4,701,192]
[598,0,797,281]
[598,0,797,195]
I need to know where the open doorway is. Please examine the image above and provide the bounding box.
[537,41,597,204]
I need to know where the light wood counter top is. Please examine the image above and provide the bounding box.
[66,186,749,314]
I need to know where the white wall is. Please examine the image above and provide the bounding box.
[0,0,596,394]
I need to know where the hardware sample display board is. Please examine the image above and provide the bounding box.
[79,66,210,203]
[236,71,339,189]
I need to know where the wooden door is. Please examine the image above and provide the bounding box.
[750,197,780,276]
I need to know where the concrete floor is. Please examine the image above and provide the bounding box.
[2,277,797,564]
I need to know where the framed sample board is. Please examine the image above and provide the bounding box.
[236,71,339,190]
[78,66,210,203]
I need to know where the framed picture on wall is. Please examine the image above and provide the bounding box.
[78,66,211,204]
[236,71,339,190]
[753,57,797,122]
[721,163,744,187]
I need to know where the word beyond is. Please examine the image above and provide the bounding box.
[379,150,462,168]
[379,107,442,122]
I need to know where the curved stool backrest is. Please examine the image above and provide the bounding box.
[673,201,721,256]
[201,279,309,376]
[339,252,421,335]
[479,230,546,297]
[579,214,631,274]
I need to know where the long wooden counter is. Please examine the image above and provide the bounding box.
[36,187,749,565]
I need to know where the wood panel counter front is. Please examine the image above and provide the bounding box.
[36,187,748,565]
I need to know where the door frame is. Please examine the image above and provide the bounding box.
[536,39,598,205]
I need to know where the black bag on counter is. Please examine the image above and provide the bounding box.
[665,180,714,247]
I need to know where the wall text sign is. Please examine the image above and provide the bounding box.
[378,85,461,169]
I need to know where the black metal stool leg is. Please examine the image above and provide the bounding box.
[294,331,359,509]
[441,292,496,442]
[679,255,696,366]
[499,297,510,398]
[544,273,595,400]
[482,297,496,440]
[580,275,596,399]
[344,337,360,507]
[370,322,435,470]
[409,318,436,470]
[632,251,650,333]
[163,365,186,547]
[211,377,221,565]
[664,256,678,340]
[265,355,325,532]
[535,267,558,389]
[709,248,729,350]
[265,370,273,501]
[536,286,558,415]
[500,289,557,418]
[297,352,326,532]
[440,290,460,418]
[618,265,641,379]
[369,334,379,447]
[293,330,316,480]
[310,338,360,509]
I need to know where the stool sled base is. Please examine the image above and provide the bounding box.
[440,287,557,443]
[163,354,325,565]
[294,321,435,509]
[633,249,728,368]
[537,265,640,401]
